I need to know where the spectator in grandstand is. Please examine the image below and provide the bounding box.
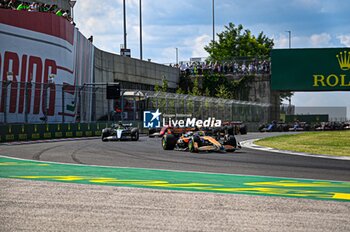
[16,1,28,10]
[10,0,19,9]
[248,63,255,73]
[0,0,7,8]
[62,9,71,20]
[48,4,58,13]
[55,8,63,16]
[38,3,50,12]
[0,1,6,8]
[0,0,9,8]
[292,120,300,131]
[28,2,39,12]
[2,0,75,25]
[7,0,21,9]
[177,58,271,76]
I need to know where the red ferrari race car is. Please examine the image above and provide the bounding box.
[161,127,241,153]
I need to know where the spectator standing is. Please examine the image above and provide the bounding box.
[62,9,71,20]
[55,8,63,16]
[9,0,19,9]
[16,2,28,10]
[28,2,39,12]
[48,4,57,13]
[39,3,50,12]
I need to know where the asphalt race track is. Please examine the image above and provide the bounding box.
[1,132,350,232]
[1,132,349,181]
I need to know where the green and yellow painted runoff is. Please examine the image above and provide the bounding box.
[0,156,350,202]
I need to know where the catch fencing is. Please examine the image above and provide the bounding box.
[144,91,270,124]
[0,81,270,125]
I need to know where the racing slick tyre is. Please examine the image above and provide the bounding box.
[101,129,111,142]
[212,128,221,140]
[226,135,237,145]
[131,129,139,141]
[224,135,237,152]
[148,128,156,137]
[277,125,283,132]
[162,134,176,150]
[239,124,248,135]
[258,124,266,132]
[188,139,198,153]
[226,126,235,135]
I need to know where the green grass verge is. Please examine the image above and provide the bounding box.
[254,130,350,157]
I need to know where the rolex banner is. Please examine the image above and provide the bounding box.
[271,48,350,91]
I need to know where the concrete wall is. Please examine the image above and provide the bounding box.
[245,75,280,122]
[190,74,280,122]
[93,48,180,121]
[94,48,180,89]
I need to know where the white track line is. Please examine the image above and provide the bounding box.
[241,139,350,161]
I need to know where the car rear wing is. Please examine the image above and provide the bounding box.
[167,127,196,135]
[122,123,133,127]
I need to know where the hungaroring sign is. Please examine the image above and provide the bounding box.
[271,48,350,91]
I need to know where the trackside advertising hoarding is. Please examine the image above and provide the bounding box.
[271,48,350,91]
[0,9,93,123]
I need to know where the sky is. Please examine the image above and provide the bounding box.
[73,0,350,119]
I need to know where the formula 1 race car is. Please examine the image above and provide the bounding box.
[101,122,139,141]
[258,121,289,132]
[161,127,241,153]
[221,121,248,135]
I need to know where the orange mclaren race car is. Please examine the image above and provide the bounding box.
[161,128,241,153]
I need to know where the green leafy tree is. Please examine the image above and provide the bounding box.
[204,87,211,97]
[154,82,160,92]
[202,73,229,97]
[154,78,168,93]
[190,77,201,96]
[204,23,274,61]
[161,77,168,92]
[200,23,275,100]
[176,87,185,94]
[215,84,231,99]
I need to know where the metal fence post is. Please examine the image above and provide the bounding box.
[184,98,186,114]
[43,82,48,123]
[3,82,8,124]
[62,84,65,123]
[133,95,136,121]
[165,95,168,115]
[174,95,177,118]
[24,81,29,123]
[121,91,124,123]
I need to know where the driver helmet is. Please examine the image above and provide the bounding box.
[186,131,194,137]
[117,121,124,128]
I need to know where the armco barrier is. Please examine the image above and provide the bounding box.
[0,122,124,143]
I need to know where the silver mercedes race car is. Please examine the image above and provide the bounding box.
[101,122,139,141]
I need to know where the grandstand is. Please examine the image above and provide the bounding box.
[1,0,71,11]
